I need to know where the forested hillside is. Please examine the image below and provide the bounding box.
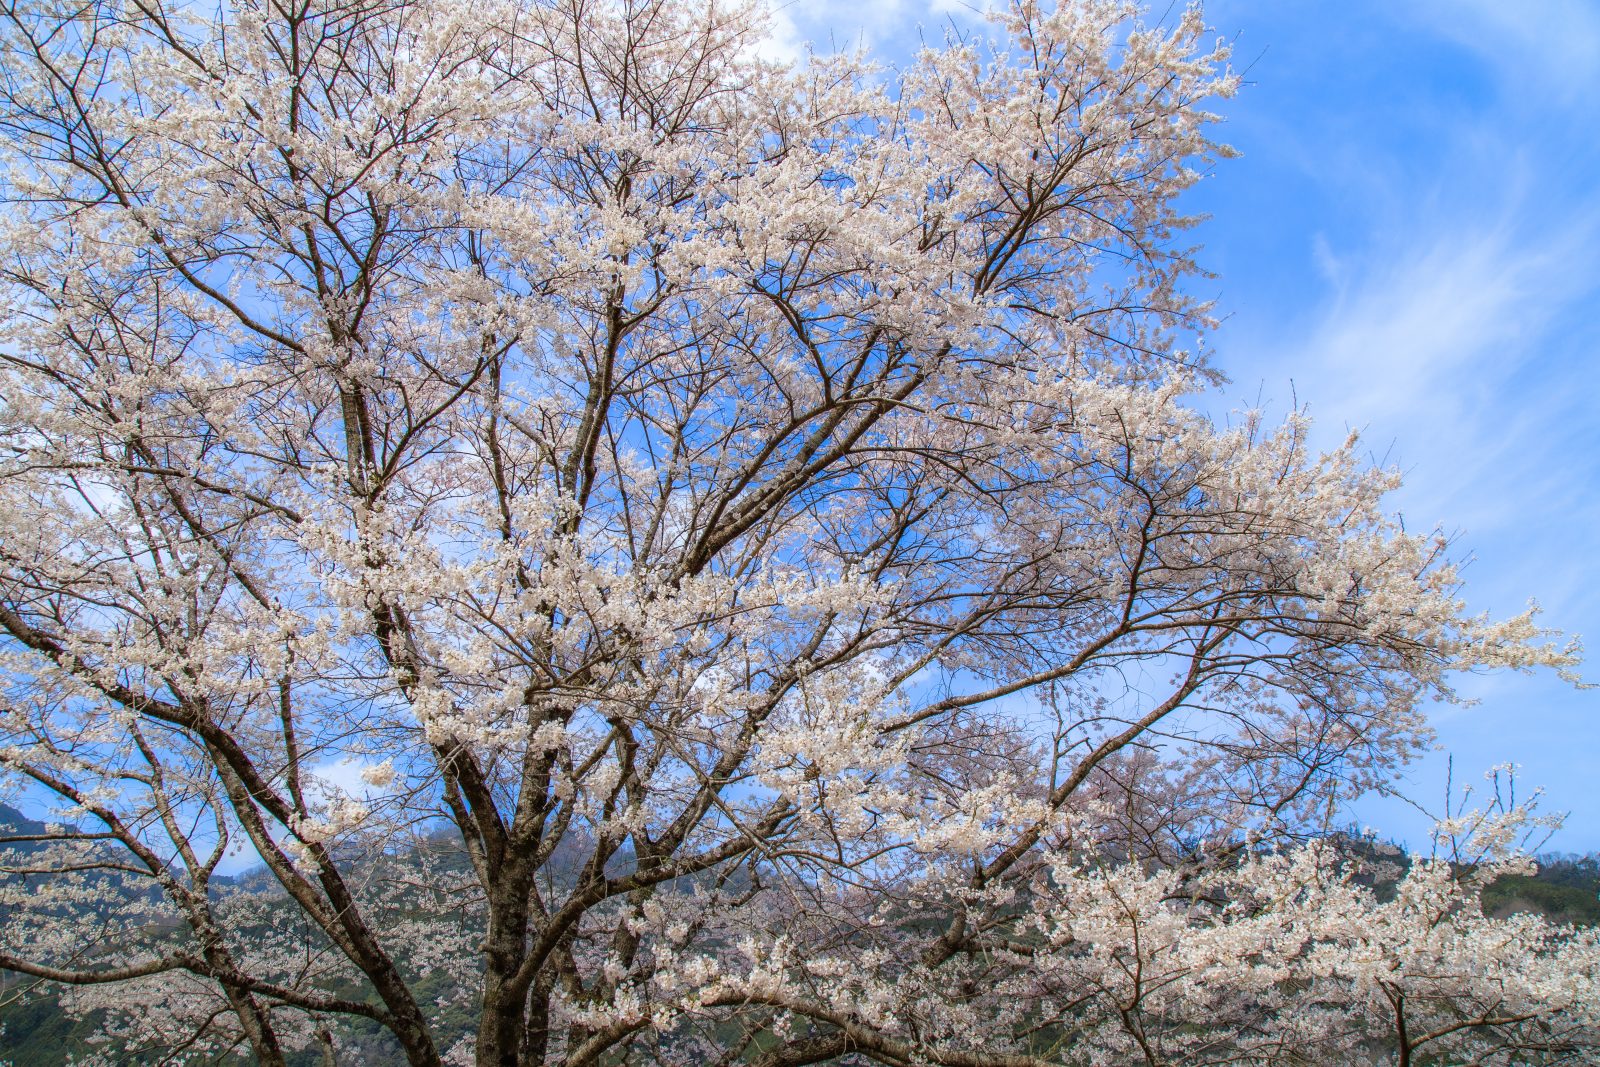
[4,803,1596,1066]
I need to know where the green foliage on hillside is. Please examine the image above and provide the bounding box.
[1484,855,1600,926]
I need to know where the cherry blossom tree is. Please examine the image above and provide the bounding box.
[0,0,1594,1063]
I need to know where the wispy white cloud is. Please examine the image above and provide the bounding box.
[1265,199,1596,560]
[1299,216,1591,431]
[1410,0,1600,102]
[1203,1,1600,847]
[765,0,995,61]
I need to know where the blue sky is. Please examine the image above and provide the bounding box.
[8,0,1591,861]
[781,0,1600,851]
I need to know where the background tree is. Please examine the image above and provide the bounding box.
[0,0,1594,1064]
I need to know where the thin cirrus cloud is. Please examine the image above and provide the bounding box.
[1197,0,1600,846]
[1322,219,1600,842]
[1267,208,1599,539]
[765,0,991,61]
[1408,0,1600,102]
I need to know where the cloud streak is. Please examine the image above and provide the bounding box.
[1410,0,1600,102]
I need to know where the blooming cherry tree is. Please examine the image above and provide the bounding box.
[0,0,1594,1063]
